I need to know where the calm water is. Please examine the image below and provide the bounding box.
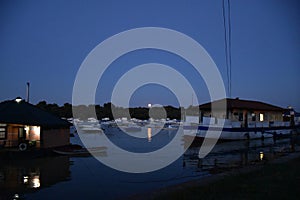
[1,128,299,200]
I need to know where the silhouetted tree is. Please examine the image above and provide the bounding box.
[35,101,184,120]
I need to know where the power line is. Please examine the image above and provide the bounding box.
[222,0,229,97]
[228,0,232,98]
[222,0,232,98]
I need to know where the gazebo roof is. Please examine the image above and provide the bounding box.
[0,99,71,128]
[199,98,285,112]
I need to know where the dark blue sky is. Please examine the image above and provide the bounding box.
[0,0,299,110]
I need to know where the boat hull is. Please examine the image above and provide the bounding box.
[183,125,298,141]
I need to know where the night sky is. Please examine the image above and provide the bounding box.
[0,0,299,110]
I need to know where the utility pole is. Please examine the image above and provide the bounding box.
[26,82,30,103]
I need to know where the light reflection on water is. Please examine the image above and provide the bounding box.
[0,156,70,199]
[147,127,152,142]
[1,127,299,200]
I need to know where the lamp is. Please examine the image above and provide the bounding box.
[15,97,22,103]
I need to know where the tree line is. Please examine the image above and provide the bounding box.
[35,101,201,120]
[36,101,200,120]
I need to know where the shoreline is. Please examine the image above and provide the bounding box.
[129,150,300,200]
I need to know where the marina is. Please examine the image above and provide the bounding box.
[0,98,299,199]
[0,1,299,199]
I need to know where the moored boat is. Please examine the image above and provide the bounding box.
[123,124,142,132]
[53,145,107,157]
[184,98,300,141]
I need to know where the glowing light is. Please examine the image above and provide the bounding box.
[33,126,41,136]
[148,103,152,108]
[23,176,29,184]
[31,176,40,188]
[259,151,264,161]
[259,114,264,122]
[24,126,30,134]
[15,97,22,103]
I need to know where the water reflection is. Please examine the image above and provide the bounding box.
[5,132,298,200]
[23,174,40,189]
[147,128,152,142]
[0,156,71,199]
[259,151,264,161]
[183,135,300,172]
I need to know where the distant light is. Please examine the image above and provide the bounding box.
[23,176,29,184]
[259,151,264,161]
[15,97,22,103]
[148,103,152,108]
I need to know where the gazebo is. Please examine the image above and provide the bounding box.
[0,98,70,150]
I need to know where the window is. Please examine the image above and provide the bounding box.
[238,113,243,121]
[251,113,256,121]
[259,113,264,122]
[0,124,7,139]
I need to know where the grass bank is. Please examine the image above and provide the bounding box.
[150,154,300,200]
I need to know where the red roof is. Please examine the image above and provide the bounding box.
[199,98,285,112]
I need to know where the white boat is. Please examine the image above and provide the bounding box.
[123,124,142,132]
[80,126,103,133]
[76,121,103,133]
[53,146,107,157]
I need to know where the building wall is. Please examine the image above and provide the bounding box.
[4,124,20,147]
[6,125,19,140]
[201,109,283,128]
[228,110,283,122]
[201,111,226,119]
[265,112,283,121]
[27,126,41,148]
[2,124,41,148]
[1,124,69,148]
[41,128,70,148]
